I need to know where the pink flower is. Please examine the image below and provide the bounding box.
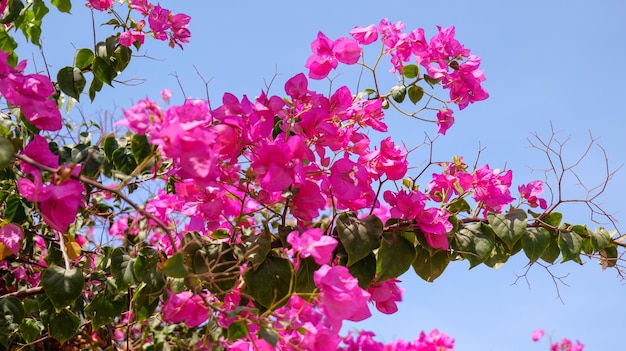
[17,173,85,233]
[472,164,514,214]
[116,97,163,135]
[87,0,114,11]
[148,5,171,41]
[20,135,58,177]
[358,137,408,181]
[0,223,24,256]
[169,13,191,48]
[305,32,338,79]
[428,26,469,61]
[519,180,548,209]
[130,0,150,15]
[284,73,309,100]
[436,109,455,135]
[350,24,378,45]
[291,181,326,221]
[333,37,362,64]
[531,329,545,342]
[551,338,585,351]
[448,55,489,110]
[328,157,370,202]
[20,99,63,131]
[119,30,145,47]
[314,265,371,330]
[367,279,403,314]
[383,189,427,220]
[287,228,338,265]
[162,291,209,327]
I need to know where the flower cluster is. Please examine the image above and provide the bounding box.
[0,51,62,131]
[124,0,191,48]
[16,135,85,233]
[87,0,191,49]
[341,329,455,351]
[532,329,585,351]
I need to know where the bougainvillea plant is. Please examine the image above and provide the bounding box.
[0,1,620,350]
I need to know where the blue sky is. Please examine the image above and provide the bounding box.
[18,1,626,350]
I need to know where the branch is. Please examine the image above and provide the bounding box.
[14,154,179,251]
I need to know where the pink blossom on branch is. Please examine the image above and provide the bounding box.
[305,31,361,79]
[287,228,338,265]
[0,223,24,257]
[17,174,85,233]
[531,329,545,342]
[349,24,378,45]
[162,290,210,327]
[367,278,403,314]
[313,265,371,330]
[518,180,548,209]
[86,0,114,11]
[119,30,145,47]
[436,108,455,135]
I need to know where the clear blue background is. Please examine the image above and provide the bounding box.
[17,1,626,350]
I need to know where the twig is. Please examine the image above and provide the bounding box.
[14,154,179,251]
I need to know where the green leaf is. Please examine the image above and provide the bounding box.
[412,245,450,282]
[5,194,27,223]
[0,297,24,336]
[423,74,441,88]
[132,283,160,322]
[41,266,84,311]
[294,256,320,298]
[51,0,71,13]
[114,45,132,72]
[102,133,118,159]
[390,85,406,103]
[522,228,551,262]
[559,231,583,264]
[447,198,471,215]
[336,212,382,266]
[376,234,416,283]
[407,85,424,104]
[92,56,116,86]
[488,209,528,250]
[134,247,165,293]
[0,0,25,25]
[130,133,152,164]
[242,231,272,269]
[88,76,103,101]
[75,48,94,70]
[591,227,612,252]
[161,252,188,278]
[110,247,138,290]
[452,223,495,268]
[0,31,18,66]
[540,232,560,264]
[112,147,137,175]
[0,137,14,170]
[243,255,293,310]
[19,318,40,343]
[227,321,249,341]
[193,243,239,295]
[57,66,86,101]
[347,252,376,289]
[85,293,127,329]
[258,327,280,347]
[402,64,419,79]
[48,309,80,343]
[542,212,563,227]
[483,239,511,268]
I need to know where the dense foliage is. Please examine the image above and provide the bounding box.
[0,1,618,350]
